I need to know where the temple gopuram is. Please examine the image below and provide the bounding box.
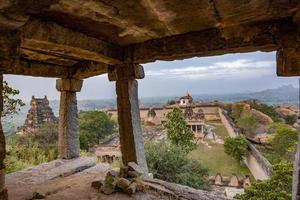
[17,96,58,134]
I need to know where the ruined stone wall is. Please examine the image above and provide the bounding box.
[219,108,272,180]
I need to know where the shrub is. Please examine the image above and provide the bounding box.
[235,161,293,200]
[164,107,196,152]
[145,141,210,190]
[270,123,298,162]
[236,115,258,134]
[224,136,247,163]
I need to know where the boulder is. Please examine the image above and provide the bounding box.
[32,191,46,199]
[91,179,104,189]
[116,178,131,192]
[128,162,144,174]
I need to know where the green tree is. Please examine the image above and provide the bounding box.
[3,81,25,117]
[270,123,298,162]
[145,141,210,190]
[235,161,293,200]
[164,107,196,152]
[79,111,117,150]
[236,115,258,133]
[224,136,247,163]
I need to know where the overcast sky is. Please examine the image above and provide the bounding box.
[5,51,299,101]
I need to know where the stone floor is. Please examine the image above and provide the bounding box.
[5,157,230,200]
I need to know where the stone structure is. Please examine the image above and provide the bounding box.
[0,1,299,199]
[17,96,57,134]
[210,174,251,189]
[179,93,193,106]
[56,78,83,159]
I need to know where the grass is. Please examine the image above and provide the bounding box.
[207,122,228,139]
[189,122,251,176]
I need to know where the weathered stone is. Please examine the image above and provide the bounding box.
[128,162,144,174]
[116,178,131,192]
[126,182,137,194]
[21,19,123,65]
[0,188,8,200]
[108,64,144,81]
[115,76,148,173]
[277,48,300,77]
[100,184,115,195]
[32,191,46,199]
[119,166,129,178]
[56,78,83,92]
[128,171,140,178]
[228,175,239,187]
[57,90,80,159]
[91,179,104,189]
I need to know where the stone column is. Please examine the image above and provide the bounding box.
[56,78,83,159]
[0,74,7,200]
[108,64,148,173]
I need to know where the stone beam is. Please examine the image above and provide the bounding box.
[108,64,144,81]
[4,59,108,79]
[20,19,123,65]
[276,49,300,76]
[109,64,148,172]
[70,61,107,79]
[4,59,71,78]
[125,22,283,63]
[56,78,83,159]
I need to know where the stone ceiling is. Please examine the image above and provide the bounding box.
[0,0,300,78]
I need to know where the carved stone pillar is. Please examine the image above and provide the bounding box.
[108,64,148,173]
[0,74,7,200]
[56,78,83,159]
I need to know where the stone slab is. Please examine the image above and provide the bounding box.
[6,157,96,185]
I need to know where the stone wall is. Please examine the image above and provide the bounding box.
[246,142,273,178]
[219,108,272,180]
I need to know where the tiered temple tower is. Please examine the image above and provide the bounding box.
[17,96,58,134]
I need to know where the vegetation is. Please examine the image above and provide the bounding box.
[235,161,293,200]
[190,141,250,176]
[145,141,210,190]
[224,136,247,163]
[5,123,58,173]
[230,103,245,120]
[236,115,258,134]
[249,101,281,122]
[3,81,25,117]
[269,123,298,162]
[283,115,298,125]
[79,111,117,150]
[164,107,196,152]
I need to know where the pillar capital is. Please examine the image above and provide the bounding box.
[108,63,144,81]
[56,78,83,92]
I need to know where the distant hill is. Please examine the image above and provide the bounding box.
[4,84,299,135]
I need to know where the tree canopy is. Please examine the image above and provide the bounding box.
[164,107,196,152]
[224,136,247,163]
[79,111,117,150]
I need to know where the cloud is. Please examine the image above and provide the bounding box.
[145,59,275,80]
